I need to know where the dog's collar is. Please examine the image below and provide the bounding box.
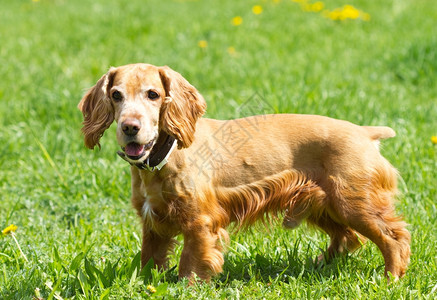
[117,134,177,171]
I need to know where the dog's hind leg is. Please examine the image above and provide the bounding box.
[307,214,367,261]
[329,171,411,278]
[341,205,410,278]
[280,176,367,261]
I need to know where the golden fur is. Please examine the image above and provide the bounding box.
[78,63,410,282]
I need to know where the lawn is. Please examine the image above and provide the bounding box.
[1,0,436,298]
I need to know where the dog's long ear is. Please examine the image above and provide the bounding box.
[158,66,206,149]
[78,68,116,149]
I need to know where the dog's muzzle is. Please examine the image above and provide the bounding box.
[117,134,177,171]
[121,140,154,161]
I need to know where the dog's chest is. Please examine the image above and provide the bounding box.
[135,172,171,230]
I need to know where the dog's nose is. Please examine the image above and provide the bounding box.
[121,119,141,136]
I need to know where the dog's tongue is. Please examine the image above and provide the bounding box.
[125,143,145,157]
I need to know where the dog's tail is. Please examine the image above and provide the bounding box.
[362,126,396,140]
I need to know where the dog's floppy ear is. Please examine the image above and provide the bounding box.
[158,66,206,149]
[78,68,116,149]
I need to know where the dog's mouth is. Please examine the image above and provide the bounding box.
[122,140,154,160]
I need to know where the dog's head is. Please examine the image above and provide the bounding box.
[78,64,206,163]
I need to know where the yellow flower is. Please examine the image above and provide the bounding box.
[32,0,40,2]
[342,5,360,19]
[2,224,28,262]
[146,285,157,293]
[311,1,324,12]
[227,46,237,56]
[431,136,437,144]
[231,16,243,26]
[323,5,369,21]
[198,40,208,48]
[252,5,263,15]
[2,224,18,235]
[327,10,341,21]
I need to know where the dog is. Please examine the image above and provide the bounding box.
[78,63,410,281]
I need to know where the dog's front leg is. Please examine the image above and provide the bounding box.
[178,216,226,282]
[141,224,175,270]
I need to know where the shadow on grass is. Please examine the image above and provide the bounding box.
[217,247,359,285]
[155,237,368,285]
[145,257,349,287]
[144,251,351,286]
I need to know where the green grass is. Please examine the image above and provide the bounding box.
[1,0,436,298]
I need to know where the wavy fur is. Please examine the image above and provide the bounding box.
[79,64,411,283]
[78,70,115,149]
[214,170,326,229]
[159,66,206,149]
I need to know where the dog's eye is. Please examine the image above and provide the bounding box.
[112,91,123,102]
[147,90,159,100]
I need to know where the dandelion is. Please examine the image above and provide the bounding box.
[2,224,29,262]
[198,40,208,48]
[431,136,437,144]
[327,9,342,21]
[231,16,243,26]
[227,46,239,57]
[2,224,17,235]
[311,1,324,12]
[147,285,157,293]
[323,4,369,21]
[342,5,360,19]
[252,5,263,15]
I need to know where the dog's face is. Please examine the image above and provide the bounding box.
[111,65,166,163]
[78,64,207,163]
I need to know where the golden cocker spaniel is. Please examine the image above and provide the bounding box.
[78,63,410,282]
